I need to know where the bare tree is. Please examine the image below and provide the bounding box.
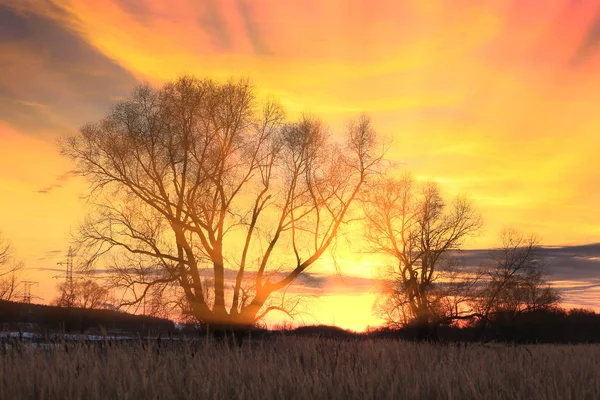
[61,75,382,330]
[53,278,110,309]
[0,232,22,301]
[53,281,76,308]
[370,194,560,339]
[473,229,561,329]
[364,174,482,337]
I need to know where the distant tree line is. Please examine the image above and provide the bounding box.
[255,308,600,344]
[367,307,600,344]
[214,308,600,344]
[0,300,174,334]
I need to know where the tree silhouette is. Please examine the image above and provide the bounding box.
[364,174,481,338]
[61,75,382,330]
[53,278,111,309]
[366,176,560,339]
[0,232,22,301]
[472,229,561,331]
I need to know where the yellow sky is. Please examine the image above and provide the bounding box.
[1,0,600,330]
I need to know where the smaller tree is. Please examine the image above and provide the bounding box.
[53,279,77,308]
[365,174,482,338]
[77,279,110,309]
[367,176,560,340]
[53,278,110,309]
[473,229,561,329]
[0,232,22,301]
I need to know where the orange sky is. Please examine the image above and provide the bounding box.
[1,0,600,331]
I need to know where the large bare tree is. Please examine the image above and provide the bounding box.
[364,173,482,337]
[61,76,381,329]
[0,232,22,301]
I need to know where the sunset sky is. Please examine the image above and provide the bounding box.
[1,0,600,331]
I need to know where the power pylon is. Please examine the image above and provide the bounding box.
[21,281,38,304]
[55,247,78,307]
[57,246,74,288]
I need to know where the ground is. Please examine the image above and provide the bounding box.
[0,337,598,399]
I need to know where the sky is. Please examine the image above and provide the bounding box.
[1,0,600,331]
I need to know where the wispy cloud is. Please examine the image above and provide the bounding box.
[571,10,600,65]
[37,249,63,261]
[0,97,48,109]
[0,3,139,135]
[32,267,64,274]
[236,0,271,56]
[36,170,75,194]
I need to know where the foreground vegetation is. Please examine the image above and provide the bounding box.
[1,337,598,399]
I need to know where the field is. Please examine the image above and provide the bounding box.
[1,337,599,399]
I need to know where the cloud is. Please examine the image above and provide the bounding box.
[0,97,48,109]
[32,267,64,274]
[33,243,600,290]
[293,271,383,294]
[449,244,600,309]
[36,184,62,195]
[0,4,139,136]
[236,0,271,56]
[113,0,153,25]
[196,0,231,51]
[452,244,600,278]
[37,249,63,261]
[56,170,75,181]
[36,170,75,194]
[571,11,600,65]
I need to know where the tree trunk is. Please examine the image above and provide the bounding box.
[191,288,270,345]
[414,305,439,342]
[209,322,251,347]
[213,260,227,317]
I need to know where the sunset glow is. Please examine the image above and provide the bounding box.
[1,0,600,331]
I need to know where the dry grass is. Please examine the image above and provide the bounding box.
[1,338,598,399]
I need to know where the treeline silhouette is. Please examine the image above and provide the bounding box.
[0,300,174,334]
[369,308,600,343]
[470,308,600,344]
[263,308,600,344]
[2,300,599,343]
[175,307,600,344]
